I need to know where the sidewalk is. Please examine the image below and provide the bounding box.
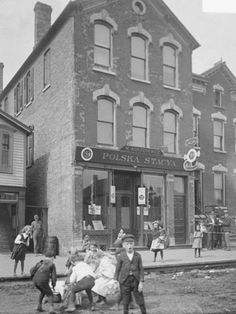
[0,248,236,280]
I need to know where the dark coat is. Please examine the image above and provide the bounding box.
[114,251,144,284]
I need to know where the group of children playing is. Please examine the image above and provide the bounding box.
[11,227,146,314]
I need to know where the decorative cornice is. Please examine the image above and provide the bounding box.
[127,23,152,43]
[193,107,201,117]
[159,33,182,53]
[211,111,227,122]
[93,84,120,105]
[90,9,118,31]
[212,164,228,173]
[129,92,153,111]
[161,98,183,118]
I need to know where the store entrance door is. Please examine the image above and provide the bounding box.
[116,192,133,234]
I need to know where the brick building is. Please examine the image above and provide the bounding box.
[0,0,200,253]
[192,61,236,218]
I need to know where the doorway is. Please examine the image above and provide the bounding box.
[174,176,187,244]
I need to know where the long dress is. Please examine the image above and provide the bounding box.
[92,255,119,297]
[192,231,203,249]
[11,233,30,261]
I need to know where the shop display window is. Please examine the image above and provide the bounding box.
[83,169,109,230]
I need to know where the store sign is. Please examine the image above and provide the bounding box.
[0,192,18,201]
[138,187,146,205]
[183,148,200,171]
[110,185,116,204]
[76,146,184,171]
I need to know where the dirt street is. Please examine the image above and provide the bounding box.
[0,268,236,314]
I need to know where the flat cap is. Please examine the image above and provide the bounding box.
[122,234,135,242]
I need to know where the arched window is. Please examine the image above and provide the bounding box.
[97,98,114,146]
[163,44,177,87]
[133,104,147,147]
[128,24,152,82]
[131,35,147,80]
[163,110,177,153]
[91,10,117,72]
[93,84,120,147]
[94,23,112,68]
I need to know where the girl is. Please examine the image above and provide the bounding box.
[11,225,31,276]
[192,224,203,257]
[150,221,165,262]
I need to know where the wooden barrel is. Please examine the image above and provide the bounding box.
[44,236,59,257]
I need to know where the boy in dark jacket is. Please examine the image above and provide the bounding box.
[32,252,57,313]
[114,234,146,314]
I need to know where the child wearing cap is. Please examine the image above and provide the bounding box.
[31,252,57,313]
[114,234,146,314]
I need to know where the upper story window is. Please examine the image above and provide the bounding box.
[212,164,227,206]
[24,68,34,105]
[0,126,13,173]
[94,23,112,69]
[14,81,23,115]
[128,24,152,82]
[163,110,177,153]
[213,84,224,107]
[233,118,236,154]
[133,105,148,147]
[212,112,226,152]
[90,10,117,73]
[193,107,201,147]
[161,99,183,154]
[160,33,182,89]
[130,92,153,148]
[97,98,114,146]
[93,84,120,147]
[3,97,9,113]
[43,49,50,88]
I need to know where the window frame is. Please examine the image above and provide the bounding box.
[97,97,115,146]
[14,81,23,116]
[94,21,112,70]
[132,104,148,148]
[26,133,34,168]
[213,172,225,206]
[163,110,178,154]
[0,126,13,174]
[213,119,224,151]
[131,34,147,81]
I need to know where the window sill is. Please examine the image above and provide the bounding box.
[42,84,51,93]
[213,149,227,154]
[25,100,33,108]
[96,144,118,150]
[163,85,181,92]
[14,110,22,117]
[130,77,151,84]
[93,66,116,76]
[213,105,225,110]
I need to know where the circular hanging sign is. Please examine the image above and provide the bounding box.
[186,148,199,163]
[81,147,93,161]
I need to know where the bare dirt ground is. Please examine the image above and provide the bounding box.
[0,268,236,314]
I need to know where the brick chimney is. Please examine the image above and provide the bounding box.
[34,2,52,47]
[0,63,4,94]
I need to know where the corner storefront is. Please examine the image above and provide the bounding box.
[74,146,195,248]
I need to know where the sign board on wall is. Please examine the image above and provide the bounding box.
[138,187,146,205]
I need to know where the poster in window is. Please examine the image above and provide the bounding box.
[92,220,104,230]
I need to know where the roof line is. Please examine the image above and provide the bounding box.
[0,109,32,134]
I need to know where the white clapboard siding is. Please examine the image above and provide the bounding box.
[0,130,26,187]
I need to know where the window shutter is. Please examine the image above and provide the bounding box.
[20,80,23,110]
[31,68,34,101]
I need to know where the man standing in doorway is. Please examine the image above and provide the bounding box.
[31,215,43,254]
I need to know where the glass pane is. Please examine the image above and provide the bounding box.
[214,121,222,136]
[163,45,175,66]
[214,189,223,205]
[97,121,113,145]
[174,177,185,194]
[98,98,113,122]
[95,24,110,47]
[164,112,176,132]
[133,106,147,127]
[131,36,145,58]
[214,173,223,189]
[215,91,221,106]
[164,133,175,153]
[83,169,108,230]
[133,127,146,147]
[163,65,175,86]
[214,135,222,150]
[94,46,110,67]
[143,174,164,222]
[131,58,145,80]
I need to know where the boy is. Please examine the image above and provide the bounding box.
[114,234,146,314]
[31,252,57,313]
